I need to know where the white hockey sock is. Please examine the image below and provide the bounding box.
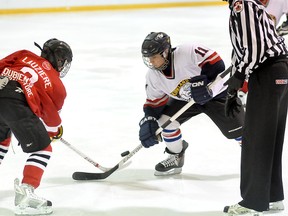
[162,129,183,153]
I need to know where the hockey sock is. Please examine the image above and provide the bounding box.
[0,137,12,164]
[22,144,52,188]
[162,129,183,153]
[235,136,242,145]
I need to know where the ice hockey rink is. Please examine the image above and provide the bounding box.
[0,4,288,216]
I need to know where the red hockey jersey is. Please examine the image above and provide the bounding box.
[0,50,66,130]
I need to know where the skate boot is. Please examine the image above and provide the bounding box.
[223,203,263,216]
[14,178,53,216]
[267,201,284,212]
[154,140,188,176]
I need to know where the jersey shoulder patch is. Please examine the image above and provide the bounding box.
[233,0,244,13]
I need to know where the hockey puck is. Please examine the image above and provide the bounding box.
[121,151,130,157]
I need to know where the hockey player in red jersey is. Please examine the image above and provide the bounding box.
[0,38,72,215]
[138,32,244,176]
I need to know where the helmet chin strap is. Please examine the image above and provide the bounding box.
[156,49,171,71]
[34,42,43,52]
[156,58,169,71]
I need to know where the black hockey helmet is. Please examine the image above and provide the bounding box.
[141,32,171,70]
[141,32,171,57]
[35,38,73,78]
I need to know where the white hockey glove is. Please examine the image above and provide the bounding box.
[0,76,9,90]
[277,20,288,36]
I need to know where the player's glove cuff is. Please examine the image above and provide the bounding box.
[50,126,63,141]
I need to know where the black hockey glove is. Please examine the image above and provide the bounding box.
[139,116,161,148]
[224,73,245,118]
[224,92,242,118]
[277,19,288,36]
[190,75,213,104]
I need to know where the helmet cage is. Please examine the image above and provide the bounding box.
[142,48,170,71]
[59,60,71,78]
[141,32,171,71]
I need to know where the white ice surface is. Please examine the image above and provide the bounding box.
[0,5,287,216]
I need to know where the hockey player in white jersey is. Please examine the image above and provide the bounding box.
[260,0,288,36]
[138,32,245,176]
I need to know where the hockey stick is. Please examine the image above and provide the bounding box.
[72,67,231,180]
[60,138,111,172]
[72,143,143,180]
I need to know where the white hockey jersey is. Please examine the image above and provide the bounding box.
[144,43,227,108]
[260,0,288,25]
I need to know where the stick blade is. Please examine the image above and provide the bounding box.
[72,165,119,180]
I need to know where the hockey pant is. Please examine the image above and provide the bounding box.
[158,98,244,153]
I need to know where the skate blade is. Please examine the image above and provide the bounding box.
[154,168,182,176]
[14,206,53,216]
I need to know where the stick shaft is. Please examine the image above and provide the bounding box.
[60,138,109,172]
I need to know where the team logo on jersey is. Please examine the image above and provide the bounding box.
[42,61,51,70]
[171,79,190,98]
[259,0,269,7]
[233,0,243,13]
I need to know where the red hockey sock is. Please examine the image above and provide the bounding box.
[22,144,52,188]
[0,137,12,163]
[0,136,12,147]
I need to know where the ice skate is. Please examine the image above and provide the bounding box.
[14,178,53,216]
[267,201,284,212]
[154,140,188,176]
[223,203,263,216]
